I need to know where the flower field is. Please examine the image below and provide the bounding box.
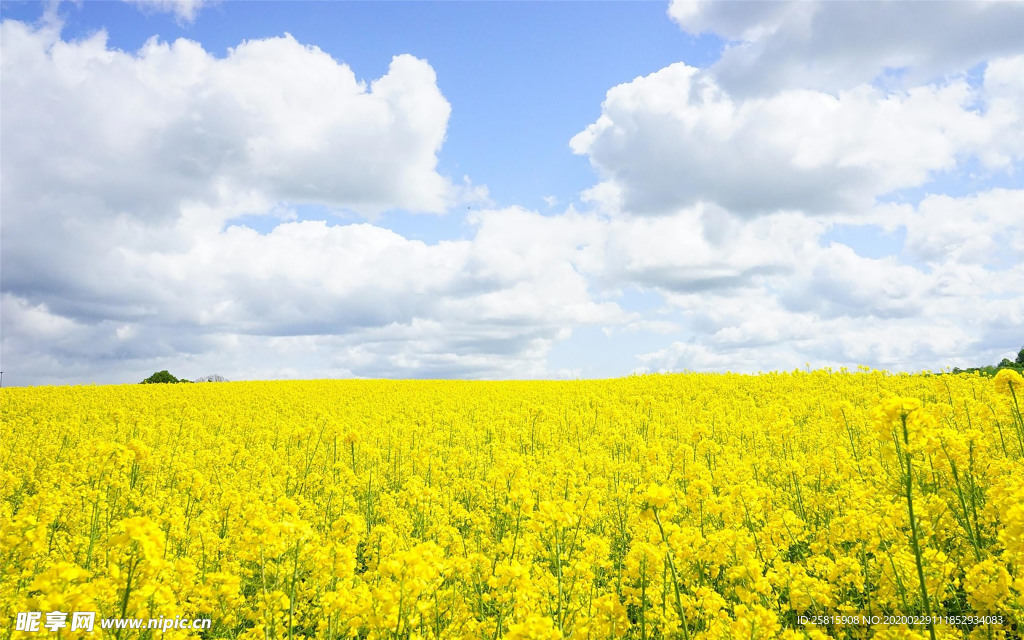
[2,370,1024,640]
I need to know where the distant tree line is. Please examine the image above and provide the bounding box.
[951,346,1024,376]
[141,371,228,384]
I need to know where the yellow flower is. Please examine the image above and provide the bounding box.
[2,371,1020,638]
[643,483,673,509]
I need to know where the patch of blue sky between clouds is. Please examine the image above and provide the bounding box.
[376,209,477,245]
[963,60,989,95]
[224,204,352,236]
[870,65,911,94]
[870,60,987,96]
[547,289,678,379]
[546,325,679,380]
[223,204,477,245]
[615,287,669,315]
[983,247,1022,273]
[820,225,907,261]
[877,157,1022,207]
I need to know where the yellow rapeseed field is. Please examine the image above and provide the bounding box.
[3,370,1024,640]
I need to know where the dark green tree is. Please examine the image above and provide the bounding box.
[1017,347,1024,366]
[141,370,179,384]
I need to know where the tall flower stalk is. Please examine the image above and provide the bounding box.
[899,407,937,640]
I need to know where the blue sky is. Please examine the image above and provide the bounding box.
[1,0,1022,385]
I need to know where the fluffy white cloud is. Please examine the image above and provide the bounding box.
[1,21,455,225]
[571,59,1022,216]
[0,200,630,384]
[668,0,1024,95]
[637,316,981,374]
[3,10,1022,386]
[2,22,614,384]
[630,190,1024,374]
[4,178,1021,384]
[598,205,820,290]
[565,5,1023,373]
[899,189,1024,267]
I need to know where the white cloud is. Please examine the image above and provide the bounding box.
[600,206,821,290]
[124,0,212,23]
[4,179,1021,383]
[901,189,1024,267]
[571,59,1021,216]
[3,9,1022,385]
[668,0,1024,96]
[4,22,612,384]
[605,182,1022,374]
[1,189,630,383]
[1,21,455,227]
[639,315,983,374]
[981,55,1024,168]
[636,340,778,374]
[567,6,1023,374]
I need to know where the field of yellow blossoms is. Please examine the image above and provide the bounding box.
[3,370,1024,640]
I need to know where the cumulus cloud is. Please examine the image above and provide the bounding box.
[595,5,1024,372]
[2,21,615,384]
[597,205,820,291]
[900,189,1024,267]
[638,311,997,375]
[3,8,1022,385]
[571,59,1022,216]
[564,5,1023,373]
[628,188,1024,374]
[668,0,1024,95]
[1,21,455,226]
[1,197,629,384]
[0,22,457,304]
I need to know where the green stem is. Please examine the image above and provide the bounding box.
[652,509,691,640]
[901,415,937,640]
[1007,383,1024,457]
[288,540,300,640]
[115,556,138,640]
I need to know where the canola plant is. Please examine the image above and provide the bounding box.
[2,370,1023,640]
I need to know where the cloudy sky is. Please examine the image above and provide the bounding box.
[1,0,1022,386]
